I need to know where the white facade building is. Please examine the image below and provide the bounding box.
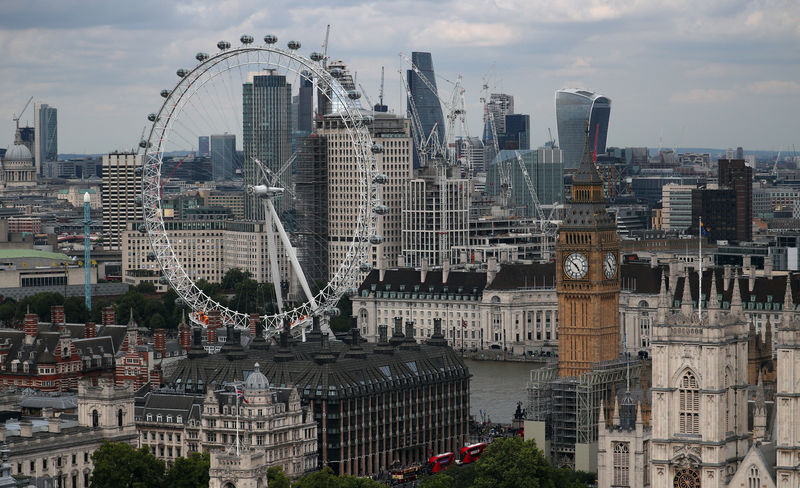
[102,152,142,250]
[661,184,695,233]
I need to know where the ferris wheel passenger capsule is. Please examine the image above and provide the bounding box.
[134,166,143,176]
[370,143,384,154]
[359,263,373,273]
[373,174,388,184]
[263,34,278,44]
[373,205,389,215]
[217,40,231,50]
[134,195,143,205]
[287,40,301,50]
[176,68,188,78]
[344,287,357,297]
[324,307,340,317]
[195,52,209,62]
[160,89,170,98]
[369,235,383,245]
[329,68,343,78]
[347,90,361,100]
[147,113,157,122]
[310,52,323,62]
[174,298,184,306]
[362,115,374,125]
[146,252,155,261]
[137,224,146,233]
[159,276,168,285]
[138,140,151,149]
[240,34,254,44]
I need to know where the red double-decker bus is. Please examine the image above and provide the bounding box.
[458,442,487,464]
[426,452,455,474]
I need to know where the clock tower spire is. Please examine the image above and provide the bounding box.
[556,127,620,378]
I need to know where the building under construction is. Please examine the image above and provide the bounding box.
[526,358,643,471]
[294,134,328,284]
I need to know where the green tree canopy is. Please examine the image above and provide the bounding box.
[267,466,291,488]
[90,441,165,488]
[163,451,209,488]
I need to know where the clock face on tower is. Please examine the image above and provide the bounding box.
[603,252,617,279]
[673,468,700,488]
[564,253,588,280]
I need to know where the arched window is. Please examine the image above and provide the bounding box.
[748,466,760,488]
[118,409,123,427]
[679,371,700,434]
[92,410,99,428]
[612,442,630,487]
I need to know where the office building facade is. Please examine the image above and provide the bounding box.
[210,133,236,181]
[486,148,564,219]
[718,159,753,242]
[242,71,292,220]
[102,152,142,250]
[661,184,695,232]
[555,89,611,169]
[198,136,209,156]
[486,93,514,136]
[501,113,530,150]
[34,102,57,174]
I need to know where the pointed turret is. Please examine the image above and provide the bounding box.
[599,399,606,425]
[657,271,669,324]
[753,370,767,442]
[730,272,743,315]
[127,309,137,330]
[784,274,794,313]
[680,271,693,316]
[707,270,720,323]
[612,394,620,425]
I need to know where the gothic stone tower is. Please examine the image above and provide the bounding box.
[776,286,800,486]
[649,271,750,488]
[556,132,620,378]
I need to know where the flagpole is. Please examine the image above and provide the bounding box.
[236,384,240,456]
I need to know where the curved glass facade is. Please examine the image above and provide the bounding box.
[555,89,611,169]
[407,52,445,167]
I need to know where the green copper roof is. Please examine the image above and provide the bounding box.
[0,249,70,261]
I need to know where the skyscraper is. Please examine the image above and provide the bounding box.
[718,158,753,242]
[407,52,445,167]
[500,114,530,150]
[102,152,142,250]
[198,136,209,156]
[210,134,236,181]
[242,71,292,221]
[555,89,611,169]
[34,102,57,174]
[486,93,514,135]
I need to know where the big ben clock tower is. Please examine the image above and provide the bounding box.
[556,132,620,378]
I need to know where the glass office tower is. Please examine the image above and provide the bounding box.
[555,89,610,169]
[407,52,445,167]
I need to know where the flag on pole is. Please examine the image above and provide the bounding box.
[461,319,467,328]
[236,388,249,404]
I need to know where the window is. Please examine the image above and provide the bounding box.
[679,371,700,434]
[748,466,760,488]
[92,410,99,428]
[612,442,630,486]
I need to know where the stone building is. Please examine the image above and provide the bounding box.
[0,379,137,487]
[136,362,317,476]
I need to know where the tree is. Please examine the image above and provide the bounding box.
[292,467,384,488]
[420,463,477,488]
[64,296,90,324]
[90,441,165,488]
[136,281,157,293]
[221,268,252,291]
[266,466,291,488]
[163,451,209,488]
[149,312,166,330]
[0,300,16,325]
[471,437,563,488]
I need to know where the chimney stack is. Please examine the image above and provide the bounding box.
[249,313,260,339]
[101,306,116,326]
[207,310,221,344]
[442,261,450,283]
[85,322,96,339]
[19,420,32,438]
[487,257,499,285]
[154,329,166,357]
[179,322,190,353]
[24,310,38,341]
[51,305,65,326]
[420,259,429,283]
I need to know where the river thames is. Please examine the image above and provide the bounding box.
[465,359,544,424]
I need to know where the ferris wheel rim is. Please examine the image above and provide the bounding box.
[140,41,377,332]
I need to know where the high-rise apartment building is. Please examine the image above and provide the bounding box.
[718,158,753,242]
[555,89,611,169]
[210,133,236,181]
[320,112,413,279]
[407,52,445,167]
[34,102,57,173]
[661,184,695,232]
[242,71,292,221]
[456,136,485,173]
[102,152,142,250]
[402,165,470,268]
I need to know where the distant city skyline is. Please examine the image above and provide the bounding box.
[0,0,798,153]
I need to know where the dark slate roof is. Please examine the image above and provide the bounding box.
[358,269,486,297]
[486,263,556,290]
[167,333,470,401]
[135,391,203,424]
[620,263,669,294]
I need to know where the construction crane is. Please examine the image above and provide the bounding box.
[374,66,388,112]
[379,66,385,107]
[12,96,33,129]
[514,150,558,260]
[547,128,556,148]
[358,83,374,109]
[321,24,330,68]
[772,150,782,179]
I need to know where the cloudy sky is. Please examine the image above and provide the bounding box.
[0,0,798,154]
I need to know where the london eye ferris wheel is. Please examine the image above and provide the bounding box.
[138,34,383,334]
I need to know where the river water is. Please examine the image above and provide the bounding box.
[465,359,543,425]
